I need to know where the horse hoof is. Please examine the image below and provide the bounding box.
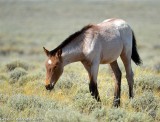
[113,98,120,107]
[95,96,101,102]
[113,102,120,107]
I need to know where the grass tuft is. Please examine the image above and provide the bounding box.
[5,60,32,72]
[73,92,101,114]
[7,94,60,111]
[106,108,127,121]
[135,74,160,91]
[44,108,96,122]
[127,112,153,122]
[91,107,106,120]
[56,75,74,89]
[9,68,27,84]
[18,70,45,86]
[131,91,158,118]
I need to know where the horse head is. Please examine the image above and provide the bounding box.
[43,47,63,91]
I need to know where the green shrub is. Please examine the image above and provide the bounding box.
[44,108,96,122]
[73,93,101,114]
[92,107,106,120]
[17,107,45,119]
[131,92,158,116]
[7,94,59,111]
[0,106,13,119]
[18,75,30,86]
[135,74,160,91]
[76,85,90,94]
[127,112,153,122]
[6,94,96,122]
[5,60,31,72]
[56,75,74,89]
[106,108,127,122]
[56,72,86,89]
[0,105,44,120]
[9,68,27,84]
[18,71,45,86]
[7,94,35,111]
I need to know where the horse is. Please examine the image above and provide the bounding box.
[43,18,142,107]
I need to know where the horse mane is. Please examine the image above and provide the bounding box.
[50,24,94,55]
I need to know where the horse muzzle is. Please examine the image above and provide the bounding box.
[45,83,54,91]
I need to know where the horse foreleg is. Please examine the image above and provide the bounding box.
[81,61,100,101]
[110,61,122,107]
[89,81,100,101]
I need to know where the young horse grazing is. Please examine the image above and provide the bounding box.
[43,18,142,107]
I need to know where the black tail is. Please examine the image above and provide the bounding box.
[131,30,142,65]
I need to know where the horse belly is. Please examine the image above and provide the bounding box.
[100,39,123,64]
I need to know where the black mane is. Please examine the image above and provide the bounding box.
[50,24,93,55]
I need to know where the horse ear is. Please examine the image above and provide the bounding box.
[43,47,50,56]
[56,49,62,58]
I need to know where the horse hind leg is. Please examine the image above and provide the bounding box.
[121,50,134,98]
[110,60,122,107]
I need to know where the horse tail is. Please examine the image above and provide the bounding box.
[131,30,142,65]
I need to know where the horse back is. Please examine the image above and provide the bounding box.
[83,19,132,64]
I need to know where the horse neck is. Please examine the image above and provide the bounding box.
[61,36,84,66]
